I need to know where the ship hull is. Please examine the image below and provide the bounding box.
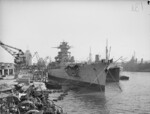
[48,63,107,92]
[106,67,120,82]
[48,74,105,91]
[45,81,62,90]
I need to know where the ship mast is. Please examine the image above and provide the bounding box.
[106,39,108,62]
[89,47,92,64]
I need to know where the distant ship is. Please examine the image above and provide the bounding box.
[47,41,119,92]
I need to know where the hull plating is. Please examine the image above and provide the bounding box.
[48,74,105,91]
[48,63,107,91]
[106,67,120,82]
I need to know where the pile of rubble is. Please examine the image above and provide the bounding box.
[0,83,67,114]
[0,83,9,90]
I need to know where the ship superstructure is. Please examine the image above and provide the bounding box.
[54,42,74,64]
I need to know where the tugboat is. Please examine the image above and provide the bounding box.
[47,41,119,92]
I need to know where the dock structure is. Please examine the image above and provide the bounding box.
[0,84,67,114]
[0,71,67,114]
[0,62,15,76]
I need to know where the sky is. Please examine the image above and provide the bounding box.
[0,0,150,63]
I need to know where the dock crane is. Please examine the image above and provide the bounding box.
[31,52,49,81]
[32,52,45,69]
[0,41,26,65]
[44,56,51,67]
[32,52,49,68]
[0,41,26,78]
[32,52,40,62]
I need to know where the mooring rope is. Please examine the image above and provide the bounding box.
[90,64,108,85]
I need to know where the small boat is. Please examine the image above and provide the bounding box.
[120,75,129,80]
[45,81,62,89]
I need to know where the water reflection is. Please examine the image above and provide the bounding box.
[55,72,150,114]
[56,90,110,114]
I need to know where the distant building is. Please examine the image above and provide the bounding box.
[122,56,150,72]
[0,62,14,76]
[25,50,32,66]
[141,58,143,64]
[95,54,100,63]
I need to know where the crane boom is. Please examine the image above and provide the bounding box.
[0,41,26,65]
[0,41,23,51]
[32,52,40,62]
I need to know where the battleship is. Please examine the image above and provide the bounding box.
[47,41,119,92]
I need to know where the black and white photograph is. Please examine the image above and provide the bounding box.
[0,0,150,114]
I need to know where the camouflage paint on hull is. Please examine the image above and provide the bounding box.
[48,63,107,92]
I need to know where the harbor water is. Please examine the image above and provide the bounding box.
[54,72,150,114]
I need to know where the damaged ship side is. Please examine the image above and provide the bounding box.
[48,62,107,92]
